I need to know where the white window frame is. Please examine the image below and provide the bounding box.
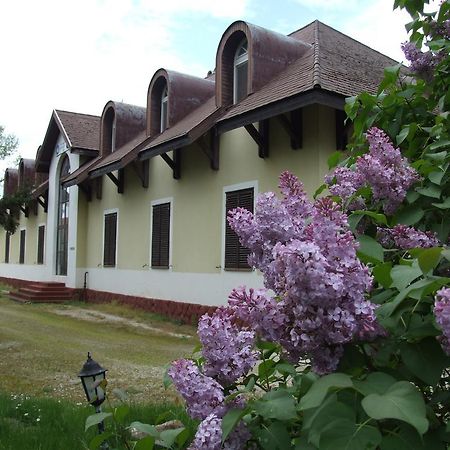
[149,197,173,270]
[160,86,168,133]
[102,208,119,269]
[221,180,258,272]
[233,38,249,104]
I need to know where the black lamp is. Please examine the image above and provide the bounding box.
[78,352,107,407]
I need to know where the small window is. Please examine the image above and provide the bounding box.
[151,202,170,268]
[5,232,10,263]
[19,229,26,264]
[103,212,117,267]
[225,187,254,270]
[233,39,248,104]
[160,86,168,132]
[37,225,45,264]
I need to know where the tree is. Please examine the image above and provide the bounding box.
[0,124,18,160]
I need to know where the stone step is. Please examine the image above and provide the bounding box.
[9,281,75,304]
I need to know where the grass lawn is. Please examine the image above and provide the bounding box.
[0,287,199,448]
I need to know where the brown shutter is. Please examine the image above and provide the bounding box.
[103,213,117,267]
[37,225,45,264]
[19,229,26,264]
[152,203,170,268]
[225,188,253,270]
[5,232,10,263]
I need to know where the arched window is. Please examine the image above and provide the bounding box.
[233,39,248,103]
[160,86,168,132]
[56,156,70,276]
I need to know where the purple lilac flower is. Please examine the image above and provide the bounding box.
[377,225,440,249]
[198,307,258,385]
[188,413,251,450]
[228,287,286,342]
[434,288,450,355]
[401,41,437,80]
[168,359,224,420]
[325,127,420,215]
[228,172,380,374]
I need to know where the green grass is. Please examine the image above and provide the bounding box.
[0,391,192,450]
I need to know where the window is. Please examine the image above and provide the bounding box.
[225,187,254,269]
[160,86,168,132]
[19,229,26,264]
[151,202,170,268]
[56,156,70,275]
[103,212,118,267]
[37,225,45,264]
[233,39,248,104]
[4,232,10,263]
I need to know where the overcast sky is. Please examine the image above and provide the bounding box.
[0,0,435,168]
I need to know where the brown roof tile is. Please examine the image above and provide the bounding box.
[55,110,100,152]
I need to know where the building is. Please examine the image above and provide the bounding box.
[0,20,397,318]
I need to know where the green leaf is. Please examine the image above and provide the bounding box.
[390,263,422,291]
[361,381,429,435]
[348,213,364,232]
[85,412,112,432]
[257,421,292,450]
[158,428,186,449]
[373,262,393,288]
[253,389,297,421]
[113,404,130,425]
[418,247,442,274]
[221,408,247,442]
[400,338,450,385]
[299,373,353,410]
[128,422,159,438]
[394,205,424,225]
[428,170,446,185]
[327,151,342,169]
[354,372,397,396]
[258,359,276,379]
[89,432,113,450]
[352,210,388,225]
[416,185,442,199]
[357,235,384,264]
[163,367,173,390]
[319,419,382,450]
[432,197,450,209]
[379,424,425,450]
[276,362,297,376]
[134,436,155,450]
[396,126,410,145]
[429,139,450,151]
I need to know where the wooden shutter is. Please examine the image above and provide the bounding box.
[37,225,45,264]
[19,230,26,264]
[103,213,117,267]
[152,203,170,268]
[5,232,10,263]
[225,188,253,270]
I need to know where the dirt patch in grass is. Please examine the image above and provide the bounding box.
[0,296,198,404]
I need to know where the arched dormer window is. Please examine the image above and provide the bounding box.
[234,39,248,103]
[160,86,168,132]
[101,106,116,156]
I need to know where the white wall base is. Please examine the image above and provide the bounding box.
[77,267,265,306]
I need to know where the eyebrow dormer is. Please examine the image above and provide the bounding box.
[100,101,146,157]
[147,69,215,137]
[3,168,18,196]
[216,21,311,107]
[18,158,36,190]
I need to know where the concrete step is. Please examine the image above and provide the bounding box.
[9,281,75,304]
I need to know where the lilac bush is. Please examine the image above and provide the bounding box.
[434,288,450,355]
[377,224,440,249]
[326,127,420,214]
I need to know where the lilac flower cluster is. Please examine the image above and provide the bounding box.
[188,413,251,450]
[198,306,258,385]
[434,288,450,355]
[377,225,440,249]
[326,127,420,214]
[401,41,437,80]
[168,359,224,420]
[228,172,379,374]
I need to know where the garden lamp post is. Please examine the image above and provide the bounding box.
[78,352,108,448]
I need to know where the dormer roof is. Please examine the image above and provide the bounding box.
[35,110,100,172]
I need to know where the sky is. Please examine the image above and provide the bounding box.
[0,0,435,169]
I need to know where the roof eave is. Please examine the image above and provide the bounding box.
[217,88,346,134]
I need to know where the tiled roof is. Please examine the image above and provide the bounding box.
[219,21,399,123]
[55,110,100,152]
